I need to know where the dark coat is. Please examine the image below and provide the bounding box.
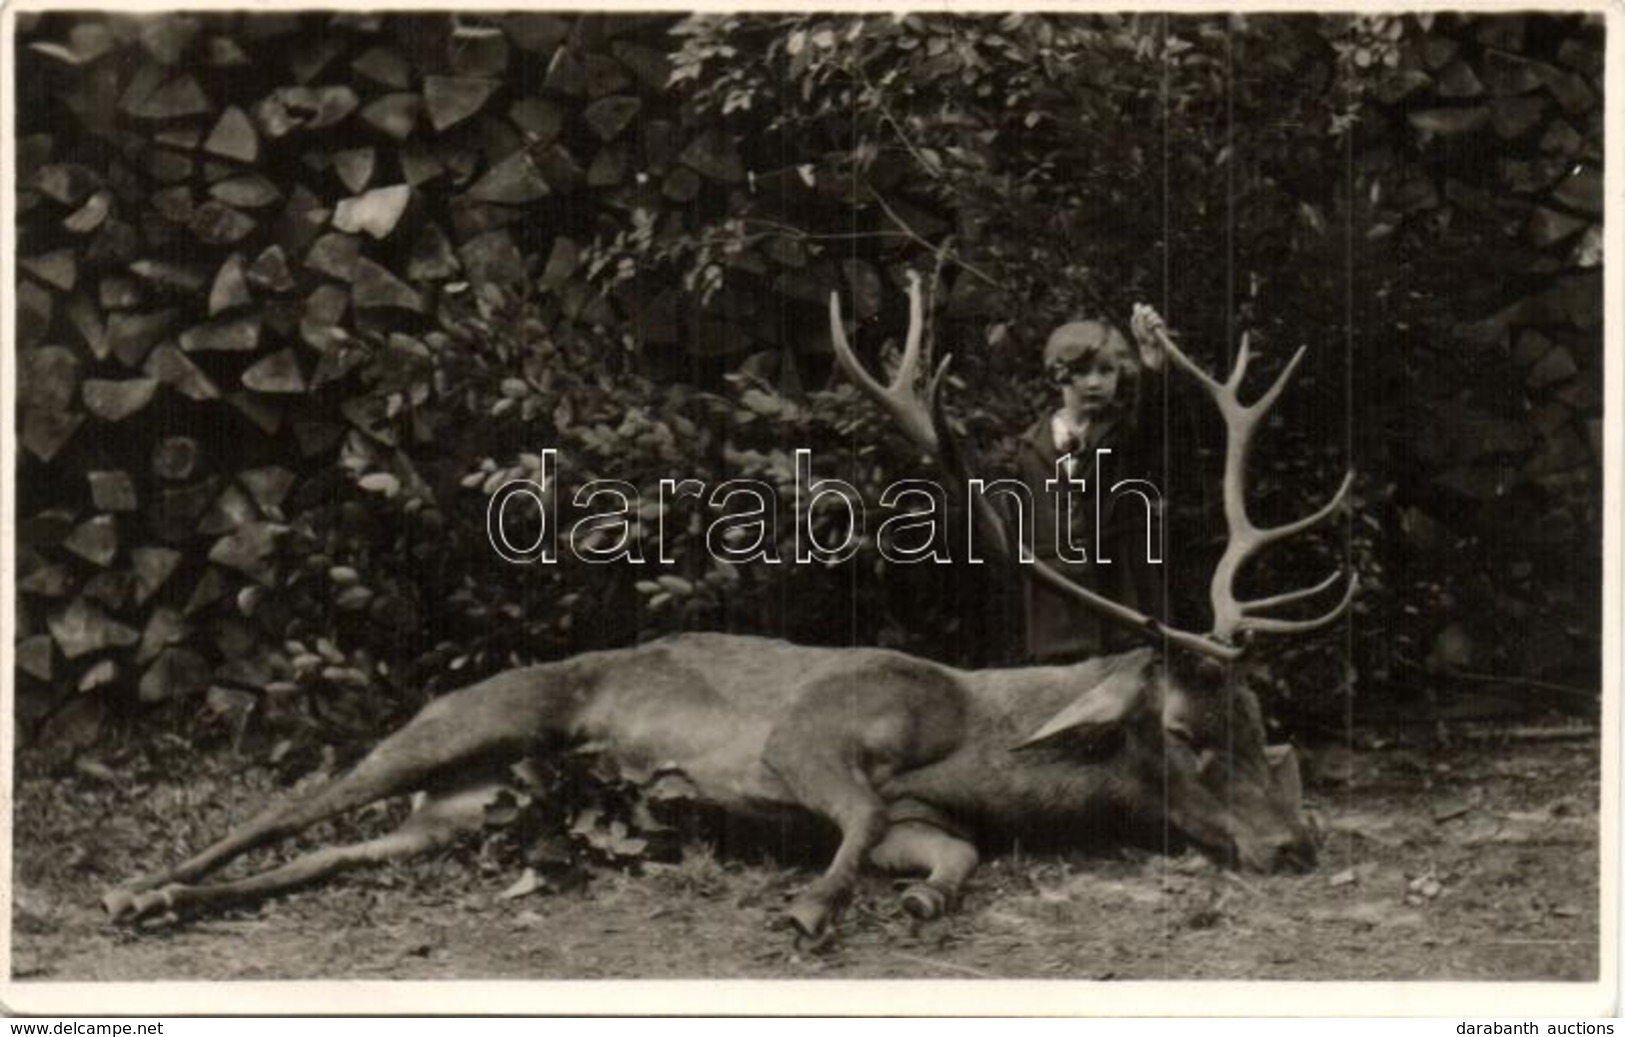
[1011,386,1167,663]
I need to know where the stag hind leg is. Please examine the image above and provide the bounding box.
[762,664,967,941]
[103,666,579,922]
[102,783,500,923]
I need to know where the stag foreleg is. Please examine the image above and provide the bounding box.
[762,668,968,941]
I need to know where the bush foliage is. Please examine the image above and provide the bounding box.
[12,12,1603,753]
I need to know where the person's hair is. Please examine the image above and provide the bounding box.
[1043,320,1144,428]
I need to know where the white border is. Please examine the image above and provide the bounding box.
[0,0,1618,1017]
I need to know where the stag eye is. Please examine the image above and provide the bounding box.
[1166,724,1198,751]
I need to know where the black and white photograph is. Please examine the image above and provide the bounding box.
[2,3,1616,1015]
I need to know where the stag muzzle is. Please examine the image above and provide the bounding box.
[1244,744,1316,873]
[1170,742,1317,874]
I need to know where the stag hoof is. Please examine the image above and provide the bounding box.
[793,926,839,955]
[899,881,951,920]
[785,899,832,943]
[103,885,177,924]
[101,888,137,921]
[785,884,851,946]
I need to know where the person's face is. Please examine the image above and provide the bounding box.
[1052,351,1122,419]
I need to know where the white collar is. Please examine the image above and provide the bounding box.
[1051,410,1089,453]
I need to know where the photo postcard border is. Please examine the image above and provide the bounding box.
[0,0,1617,1017]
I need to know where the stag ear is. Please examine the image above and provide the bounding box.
[1014,650,1157,751]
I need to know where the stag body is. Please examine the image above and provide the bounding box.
[104,633,1311,938]
[107,278,1347,942]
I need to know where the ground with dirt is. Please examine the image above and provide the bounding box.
[10,731,1601,985]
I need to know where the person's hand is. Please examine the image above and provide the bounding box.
[1130,303,1167,371]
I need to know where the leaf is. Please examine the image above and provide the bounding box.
[49,598,139,659]
[206,685,257,720]
[424,76,500,132]
[336,585,375,611]
[333,185,412,239]
[241,349,308,393]
[358,472,401,497]
[139,648,210,702]
[82,378,159,422]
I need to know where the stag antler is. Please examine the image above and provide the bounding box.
[830,273,1242,663]
[1137,307,1357,646]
